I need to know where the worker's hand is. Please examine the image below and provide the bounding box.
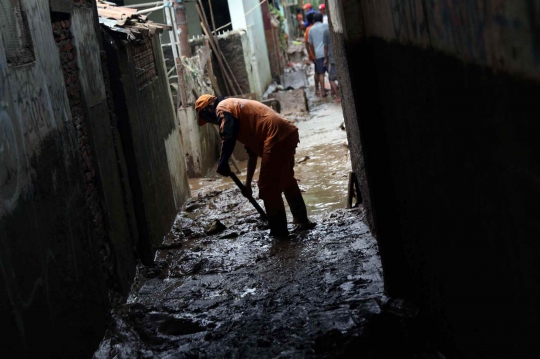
[217,162,231,177]
[324,58,328,66]
[242,184,253,198]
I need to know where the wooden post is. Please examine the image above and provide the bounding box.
[204,39,222,96]
[347,172,363,208]
[347,172,354,209]
[199,20,234,96]
[196,2,235,94]
[174,2,192,58]
[207,0,243,94]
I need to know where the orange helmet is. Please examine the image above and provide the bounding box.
[195,94,217,126]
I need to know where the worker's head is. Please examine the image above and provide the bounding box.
[195,94,218,126]
[303,3,312,10]
[306,12,315,25]
[319,3,326,13]
[313,12,323,23]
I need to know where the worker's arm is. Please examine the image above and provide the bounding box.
[305,41,311,59]
[216,111,239,176]
[243,148,257,198]
[309,43,316,59]
[307,29,315,61]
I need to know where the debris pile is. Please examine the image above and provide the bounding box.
[263,62,310,121]
[287,39,308,63]
[177,46,215,105]
[97,1,170,40]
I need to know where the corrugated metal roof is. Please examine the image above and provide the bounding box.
[96,0,171,37]
[97,1,140,20]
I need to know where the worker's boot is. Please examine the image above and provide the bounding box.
[263,197,290,238]
[284,184,309,224]
[284,185,316,231]
[285,193,309,224]
[267,210,289,238]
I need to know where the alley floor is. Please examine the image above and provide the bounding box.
[94,93,428,358]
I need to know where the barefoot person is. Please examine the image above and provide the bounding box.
[195,95,314,238]
[324,24,341,102]
[308,12,327,97]
[304,12,320,95]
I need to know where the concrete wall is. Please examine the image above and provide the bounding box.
[214,30,253,95]
[0,0,191,357]
[0,0,136,357]
[103,31,191,255]
[178,106,221,178]
[329,0,540,357]
[228,0,272,99]
[191,29,265,98]
[262,1,285,79]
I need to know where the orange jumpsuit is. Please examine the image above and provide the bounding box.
[216,98,300,201]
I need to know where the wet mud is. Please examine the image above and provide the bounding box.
[94,85,441,358]
[94,185,383,358]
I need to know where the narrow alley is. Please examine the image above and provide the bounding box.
[3,1,540,359]
[93,98,394,358]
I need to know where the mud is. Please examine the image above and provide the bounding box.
[94,82,441,358]
[95,185,383,358]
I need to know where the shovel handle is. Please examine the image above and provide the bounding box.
[229,173,267,219]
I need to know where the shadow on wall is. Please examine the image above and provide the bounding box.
[0,1,192,357]
[330,0,540,357]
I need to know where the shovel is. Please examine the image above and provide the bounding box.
[229,173,267,220]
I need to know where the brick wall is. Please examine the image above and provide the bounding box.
[52,17,122,305]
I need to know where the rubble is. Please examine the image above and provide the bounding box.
[280,68,309,90]
[269,88,309,118]
[287,40,307,63]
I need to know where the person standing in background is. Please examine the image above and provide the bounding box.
[308,12,327,97]
[323,22,341,102]
[319,3,328,24]
[304,12,321,94]
[302,3,315,29]
[296,8,304,34]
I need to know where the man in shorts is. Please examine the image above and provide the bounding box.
[324,24,341,102]
[308,12,327,97]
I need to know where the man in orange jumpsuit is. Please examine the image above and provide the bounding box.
[195,94,313,237]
